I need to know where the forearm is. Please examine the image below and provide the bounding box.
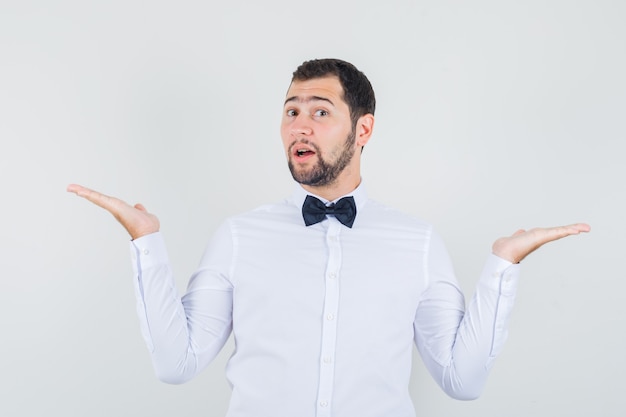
[131,232,233,384]
[414,230,520,399]
[442,255,519,399]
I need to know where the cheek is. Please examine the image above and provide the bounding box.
[280,129,292,153]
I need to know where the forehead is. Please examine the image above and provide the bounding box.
[285,76,346,106]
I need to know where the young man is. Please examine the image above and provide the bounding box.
[68,59,589,417]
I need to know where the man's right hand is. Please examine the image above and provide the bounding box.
[67,184,160,240]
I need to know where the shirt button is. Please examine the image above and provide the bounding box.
[328,272,337,280]
[329,236,338,242]
[323,356,332,364]
[143,249,150,255]
[326,314,334,321]
[320,400,329,407]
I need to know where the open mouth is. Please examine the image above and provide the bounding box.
[296,149,315,157]
[292,144,317,160]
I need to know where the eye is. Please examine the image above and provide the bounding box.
[314,109,329,117]
[286,109,298,117]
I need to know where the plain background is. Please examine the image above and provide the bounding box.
[1,0,624,416]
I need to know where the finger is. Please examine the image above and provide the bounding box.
[67,183,86,194]
[134,203,147,212]
[551,223,591,237]
[67,184,127,213]
[566,223,591,233]
[535,223,590,245]
[67,183,101,198]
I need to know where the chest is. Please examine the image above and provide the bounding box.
[229,221,427,322]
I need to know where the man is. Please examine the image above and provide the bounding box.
[67,58,589,417]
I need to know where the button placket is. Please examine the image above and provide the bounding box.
[316,221,342,416]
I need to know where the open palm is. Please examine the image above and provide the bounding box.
[492,223,590,264]
[67,184,160,240]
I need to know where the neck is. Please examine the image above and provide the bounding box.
[301,175,361,201]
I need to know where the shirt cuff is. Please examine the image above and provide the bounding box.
[129,231,170,272]
[479,253,520,296]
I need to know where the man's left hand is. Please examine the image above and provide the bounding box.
[492,223,591,264]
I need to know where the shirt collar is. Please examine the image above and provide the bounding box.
[289,180,368,213]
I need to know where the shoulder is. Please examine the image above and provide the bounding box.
[221,198,302,231]
[357,198,434,237]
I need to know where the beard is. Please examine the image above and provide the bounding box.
[288,129,356,187]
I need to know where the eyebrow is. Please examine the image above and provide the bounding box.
[284,95,335,107]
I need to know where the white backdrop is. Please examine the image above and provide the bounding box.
[1,0,624,416]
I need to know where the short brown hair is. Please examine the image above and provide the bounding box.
[292,58,376,127]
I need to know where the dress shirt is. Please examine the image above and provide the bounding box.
[130,182,520,417]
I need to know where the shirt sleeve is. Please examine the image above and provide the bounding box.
[130,223,235,384]
[413,229,520,400]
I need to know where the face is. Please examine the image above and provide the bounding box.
[281,76,358,188]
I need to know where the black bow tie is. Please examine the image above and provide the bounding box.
[302,195,357,228]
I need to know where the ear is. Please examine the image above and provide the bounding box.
[355,114,375,147]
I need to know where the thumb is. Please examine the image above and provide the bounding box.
[134,203,148,212]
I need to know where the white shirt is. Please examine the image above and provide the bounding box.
[130,183,519,417]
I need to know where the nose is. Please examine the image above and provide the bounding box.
[289,114,313,137]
